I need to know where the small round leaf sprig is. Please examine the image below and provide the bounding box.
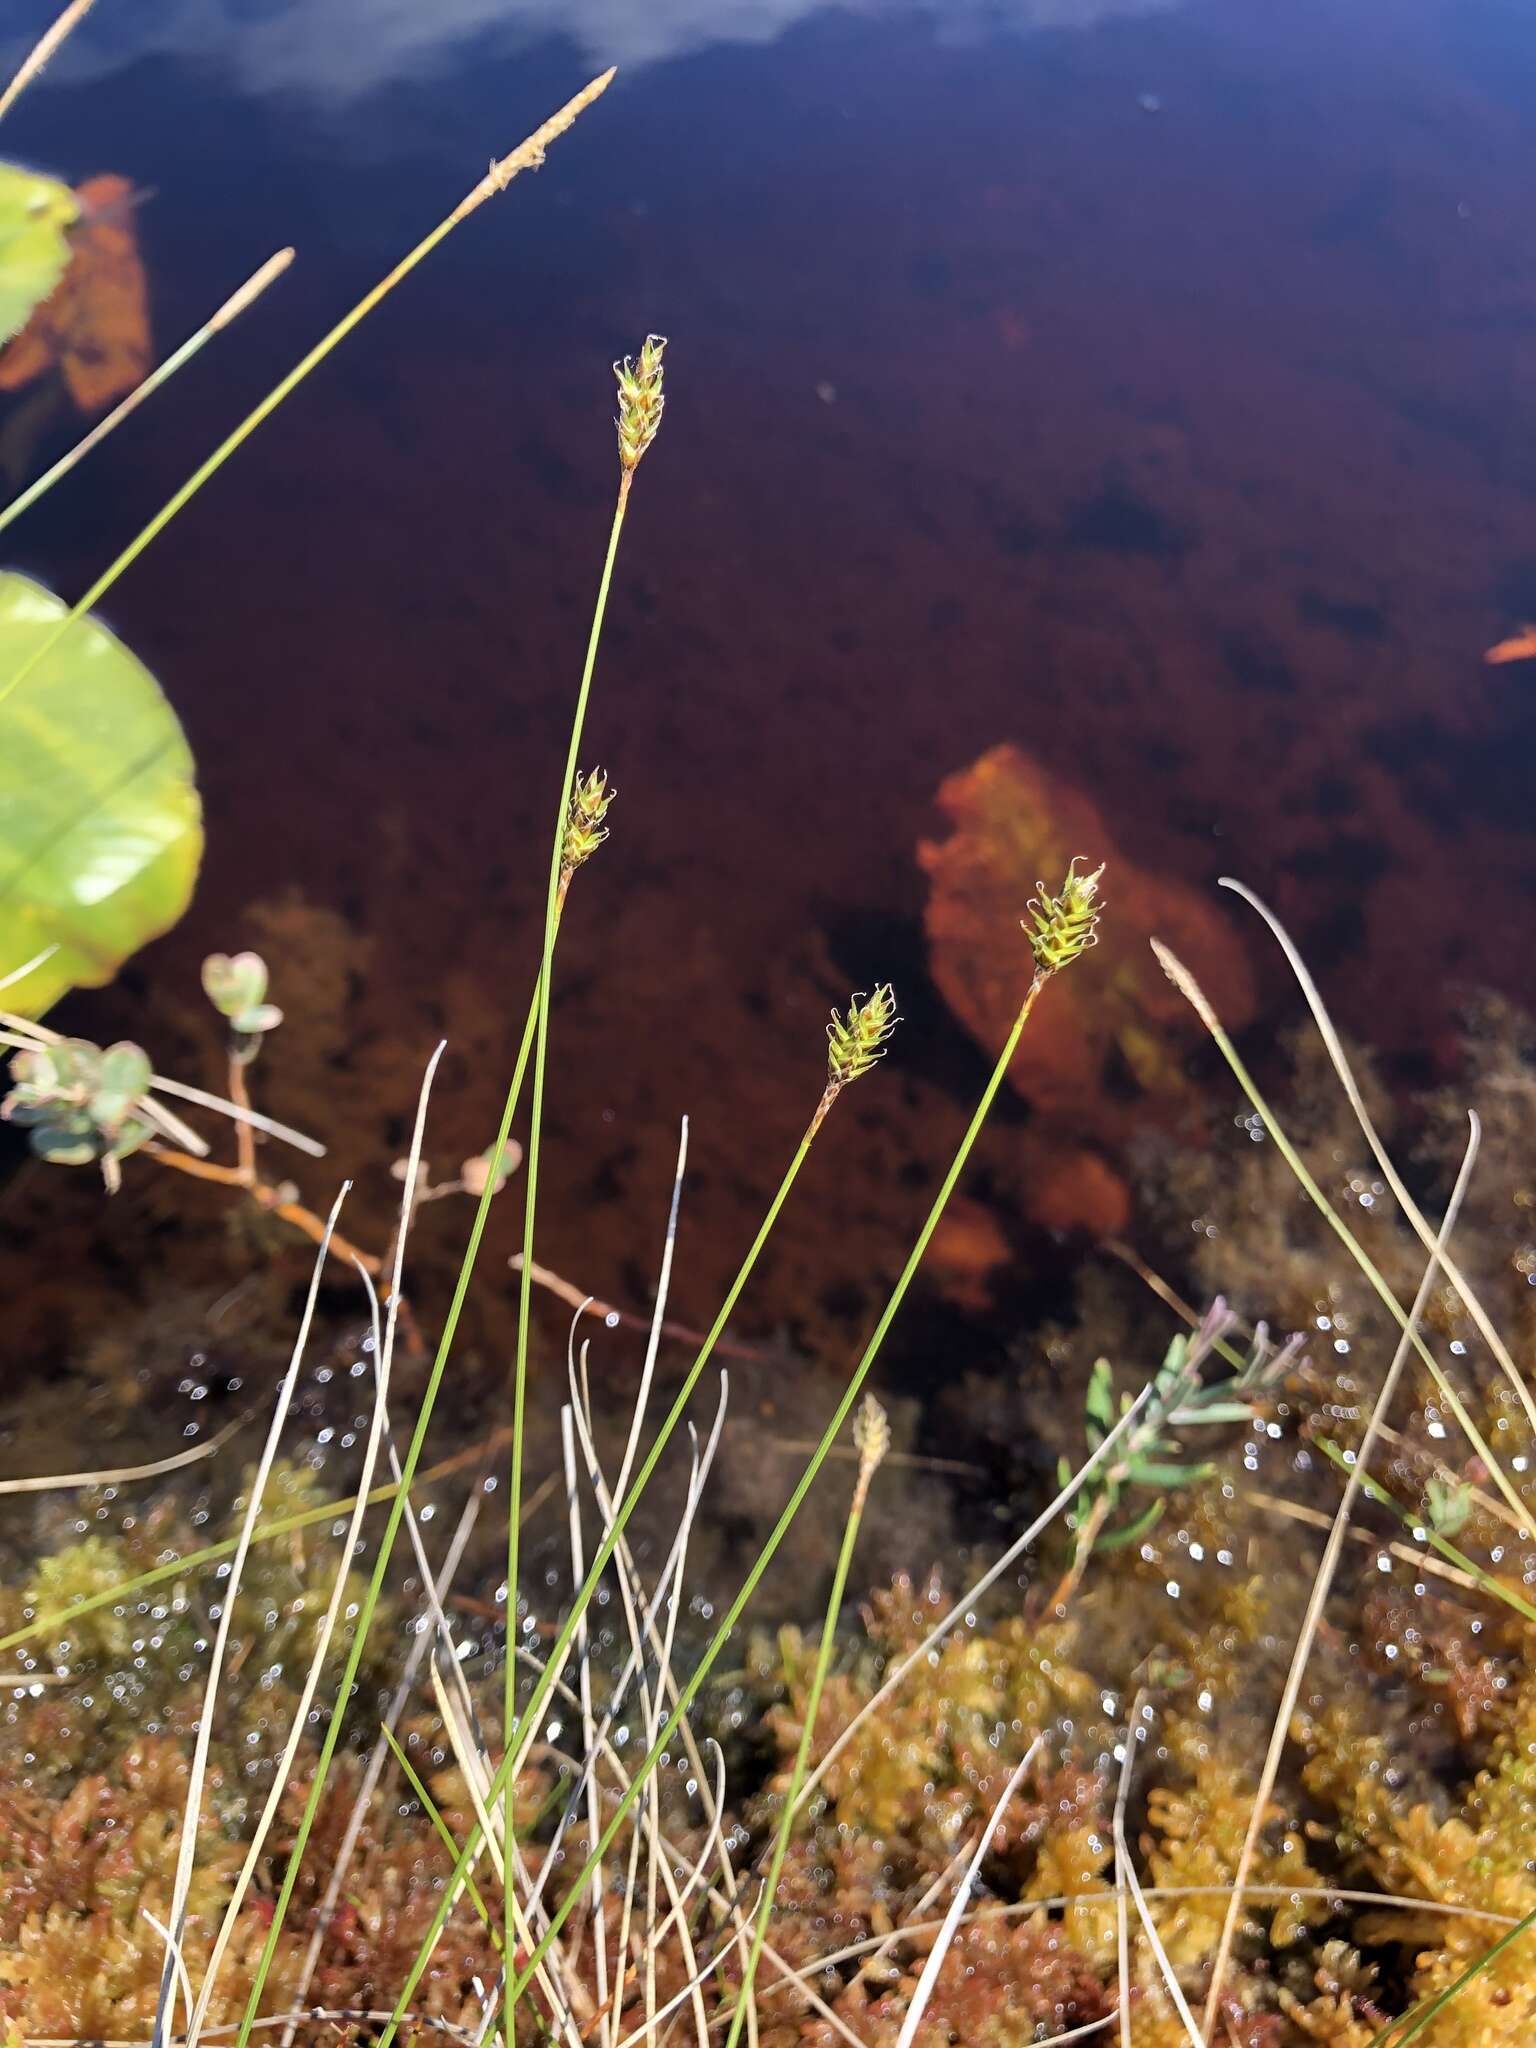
[202,951,283,1063]
[2,1037,155,1191]
[614,334,667,474]
[814,983,900,1132]
[1023,858,1105,979]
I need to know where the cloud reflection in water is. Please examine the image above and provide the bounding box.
[8,0,1190,101]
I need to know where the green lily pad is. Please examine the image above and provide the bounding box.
[0,161,80,344]
[0,571,203,1016]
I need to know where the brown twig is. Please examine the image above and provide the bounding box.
[226,1054,257,1186]
[147,1145,382,1275]
[1041,1490,1113,1617]
[509,1251,783,1364]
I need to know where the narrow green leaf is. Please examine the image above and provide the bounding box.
[1095,1497,1166,1551]
[1169,1399,1256,1427]
[1126,1457,1216,1490]
[1316,1439,1536,1626]
[1085,1357,1117,1433]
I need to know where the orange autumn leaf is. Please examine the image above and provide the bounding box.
[919,742,1256,1133]
[0,173,151,412]
[1484,623,1536,665]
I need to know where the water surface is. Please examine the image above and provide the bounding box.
[3,0,1535,1432]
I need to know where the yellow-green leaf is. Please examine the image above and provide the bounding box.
[0,160,79,344]
[0,571,203,1015]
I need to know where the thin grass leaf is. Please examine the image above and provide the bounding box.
[724,1402,884,2048]
[381,1725,500,1942]
[188,1045,444,2045]
[1221,876,1536,1445]
[1313,1440,1536,1623]
[151,1185,349,2048]
[0,252,294,539]
[1150,938,1532,1530]
[1201,1112,1480,2031]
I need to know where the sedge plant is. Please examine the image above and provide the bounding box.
[229,341,657,2048]
[376,860,1104,2042]
[504,341,664,1956]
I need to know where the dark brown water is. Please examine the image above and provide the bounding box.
[3,0,1536,1432]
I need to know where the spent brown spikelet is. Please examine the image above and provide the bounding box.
[615,334,667,471]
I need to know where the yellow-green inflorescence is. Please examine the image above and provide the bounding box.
[811,984,900,1136]
[1024,857,1105,977]
[559,766,615,883]
[614,334,667,472]
[826,983,900,1090]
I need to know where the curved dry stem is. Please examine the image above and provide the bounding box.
[0,1410,248,1496]
[0,0,95,120]
[1202,1115,1480,2033]
[893,1743,1040,2048]
[1220,876,1536,1441]
[1150,938,1531,1531]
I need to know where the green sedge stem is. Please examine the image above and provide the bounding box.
[504,466,632,1974]
[382,969,1050,2044]
[232,978,543,2045]
[382,1727,502,1947]
[725,1440,874,2047]
[0,70,613,717]
[494,973,1050,2020]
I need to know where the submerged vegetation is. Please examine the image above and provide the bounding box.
[3,5,1536,2046]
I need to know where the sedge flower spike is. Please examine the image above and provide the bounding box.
[812,984,899,1135]
[559,767,615,882]
[853,1393,891,1478]
[826,984,900,1089]
[1023,858,1105,976]
[615,334,666,472]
